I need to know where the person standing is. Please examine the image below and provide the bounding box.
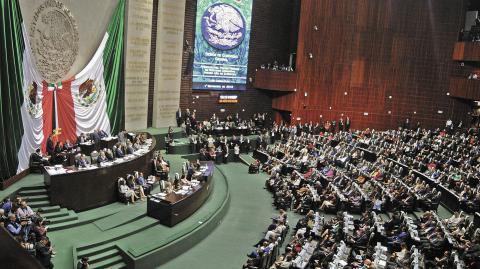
[234,144,240,162]
[176,107,183,127]
[46,134,54,156]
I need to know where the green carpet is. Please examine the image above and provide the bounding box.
[158,162,301,269]
[135,127,183,136]
[3,152,455,269]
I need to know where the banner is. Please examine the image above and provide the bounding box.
[192,0,253,91]
[124,0,153,130]
[152,0,186,128]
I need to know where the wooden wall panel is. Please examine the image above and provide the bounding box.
[453,42,480,61]
[449,77,480,101]
[274,0,472,130]
[253,70,298,92]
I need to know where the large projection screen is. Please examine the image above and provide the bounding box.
[192,0,253,91]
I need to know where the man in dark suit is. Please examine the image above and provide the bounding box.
[115,145,125,158]
[63,139,74,151]
[98,129,108,138]
[91,130,101,144]
[176,108,182,127]
[35,237,54,269]
[31,149,43,163]
[46,134,54,156]
[77,133,87,145]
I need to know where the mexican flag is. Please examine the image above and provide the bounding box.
[1,0,125,177]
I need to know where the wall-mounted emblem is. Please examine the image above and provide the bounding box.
[30,0,79,82]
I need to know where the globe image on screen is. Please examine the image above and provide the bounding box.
[201,3,246,50]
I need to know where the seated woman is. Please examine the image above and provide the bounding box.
[118,178,138,203]
[126,175,146,201]
[180,173,190,186]
[319,193,337,211]
[164,181,174,194]
[135,172,152,194]
[157,155,170,173]
[249,160,260,173]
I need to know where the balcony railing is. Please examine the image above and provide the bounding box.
[253,69,297,92]
[453,42,480,62]
[449,76,480,100]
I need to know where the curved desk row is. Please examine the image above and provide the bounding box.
[44,135,156,212]
[147,161,214,227]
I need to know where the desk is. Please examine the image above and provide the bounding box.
[389,158,461,212]
[44,135,155,212]
[79,142,95,156]
[99,137,118,150]
[147,162,214,227]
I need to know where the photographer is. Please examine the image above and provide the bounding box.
[36,236,54,269]
[77,257,90,269]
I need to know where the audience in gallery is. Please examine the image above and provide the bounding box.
[259,60,294,72]
[459,17,480,42]
[0,196,54,268]
[240,116,480,268]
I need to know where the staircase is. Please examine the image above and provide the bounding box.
[76,243,127,269]
[17,185,79,231]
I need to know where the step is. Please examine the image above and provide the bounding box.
[77,242,116,258]
[87,248,120,265]
[23,194,49,202]
[28,200,51,209]
[48,212,78,225]
[90,255,124,269]
[76,217,158,254]
[48,219,81,232]
[42,208,70,219]
[105,262,127,269]
[38,205,61,213]
[19,185,47,191]
[18,189,48,196]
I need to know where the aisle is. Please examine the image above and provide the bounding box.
[159,162,300,269]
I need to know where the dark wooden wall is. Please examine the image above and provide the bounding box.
[179,0,296,122]
[272,0,472,130]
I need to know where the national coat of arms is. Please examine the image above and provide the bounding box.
[26,82,42,117]
[75,79,100,107]
[30,0,79,82]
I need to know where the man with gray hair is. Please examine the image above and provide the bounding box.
[0,209,5,226]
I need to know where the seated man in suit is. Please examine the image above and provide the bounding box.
[114,144,125,158]
[104,148,114,160]
[30,149,49,170]
[76,154,90,168]
[97,150,108,163]
[97,128,108,139]
[126,141,135,155]
[90,130,101,144]
[63,139,74,151]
